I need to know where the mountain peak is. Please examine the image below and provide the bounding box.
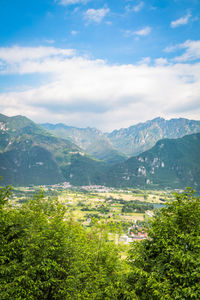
[108,117,200,156]
[151,117,165,122]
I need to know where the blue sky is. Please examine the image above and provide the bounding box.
[0,0,200,130]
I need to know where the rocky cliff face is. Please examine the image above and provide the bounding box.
[107,117,200,156]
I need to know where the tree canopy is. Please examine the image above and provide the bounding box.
[127,188,200,300]
[1,185,200,299]
[0,186,125,299]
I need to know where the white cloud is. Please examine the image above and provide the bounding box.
[164,44,181,53]
[84,8,110,23]
[134,26,151,36]
[171,13,191,28]
[0,45,200,131]
[133,2,144,12]
[175,40,200,62]
[126,2,144,13]
[154,58,168,66]
[165,40,200,62]
[45,39,55,44]
[0,46,75,64]
[56,0,89,6]
[105,21,112,26]
[138,57,151,65]
[123,30,134,37]
[0,46,76,75]
[71,30,79,35]
[124,26,151,38]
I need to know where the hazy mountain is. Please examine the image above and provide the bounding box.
[40,123,126,164]
[41,118,200,162]
[104,133,200,190]
[107,117,200,156]
[0,114,105,186]
[1,114,200,190]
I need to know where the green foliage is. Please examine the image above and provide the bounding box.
[0,183,12,209]
[0,187,125,299]
[62,153,106,186]
[122,201,153,213]
[126,188,200,299]
[2,183,200,299]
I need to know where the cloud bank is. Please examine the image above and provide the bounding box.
[0,44,200,131]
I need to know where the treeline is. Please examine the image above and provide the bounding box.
[121,201,153,213]
[80,199,153,214]
[0,186,200,299]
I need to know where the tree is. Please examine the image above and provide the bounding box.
[0,186,124,299]
[126,188,200,300]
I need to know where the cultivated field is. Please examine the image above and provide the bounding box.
[10,184,174,236]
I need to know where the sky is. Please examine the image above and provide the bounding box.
[0,0,200,131]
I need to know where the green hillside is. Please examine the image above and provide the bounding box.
[1,114,200,190]
[41,123,126,164]
[0,114,105,186]
[41,118,200,161]
[104,133,200,190]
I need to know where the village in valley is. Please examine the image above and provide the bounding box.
[10,183,174,244]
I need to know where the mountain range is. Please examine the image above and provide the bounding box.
[1,113,200,190]
[0,114,105,186]
[106,117,200,156]
[41,117,200,159]
[41,123,126,165]
[104,133,200,190]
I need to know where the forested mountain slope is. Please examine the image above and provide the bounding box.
[41,123,126,164]
[41,117,200,160]
[104,133,200,190]
[0,114,105,186]
[1,113,200,190]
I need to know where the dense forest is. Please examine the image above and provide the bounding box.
[0,185,200,299]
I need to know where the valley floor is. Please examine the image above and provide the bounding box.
[10,184,174,243]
